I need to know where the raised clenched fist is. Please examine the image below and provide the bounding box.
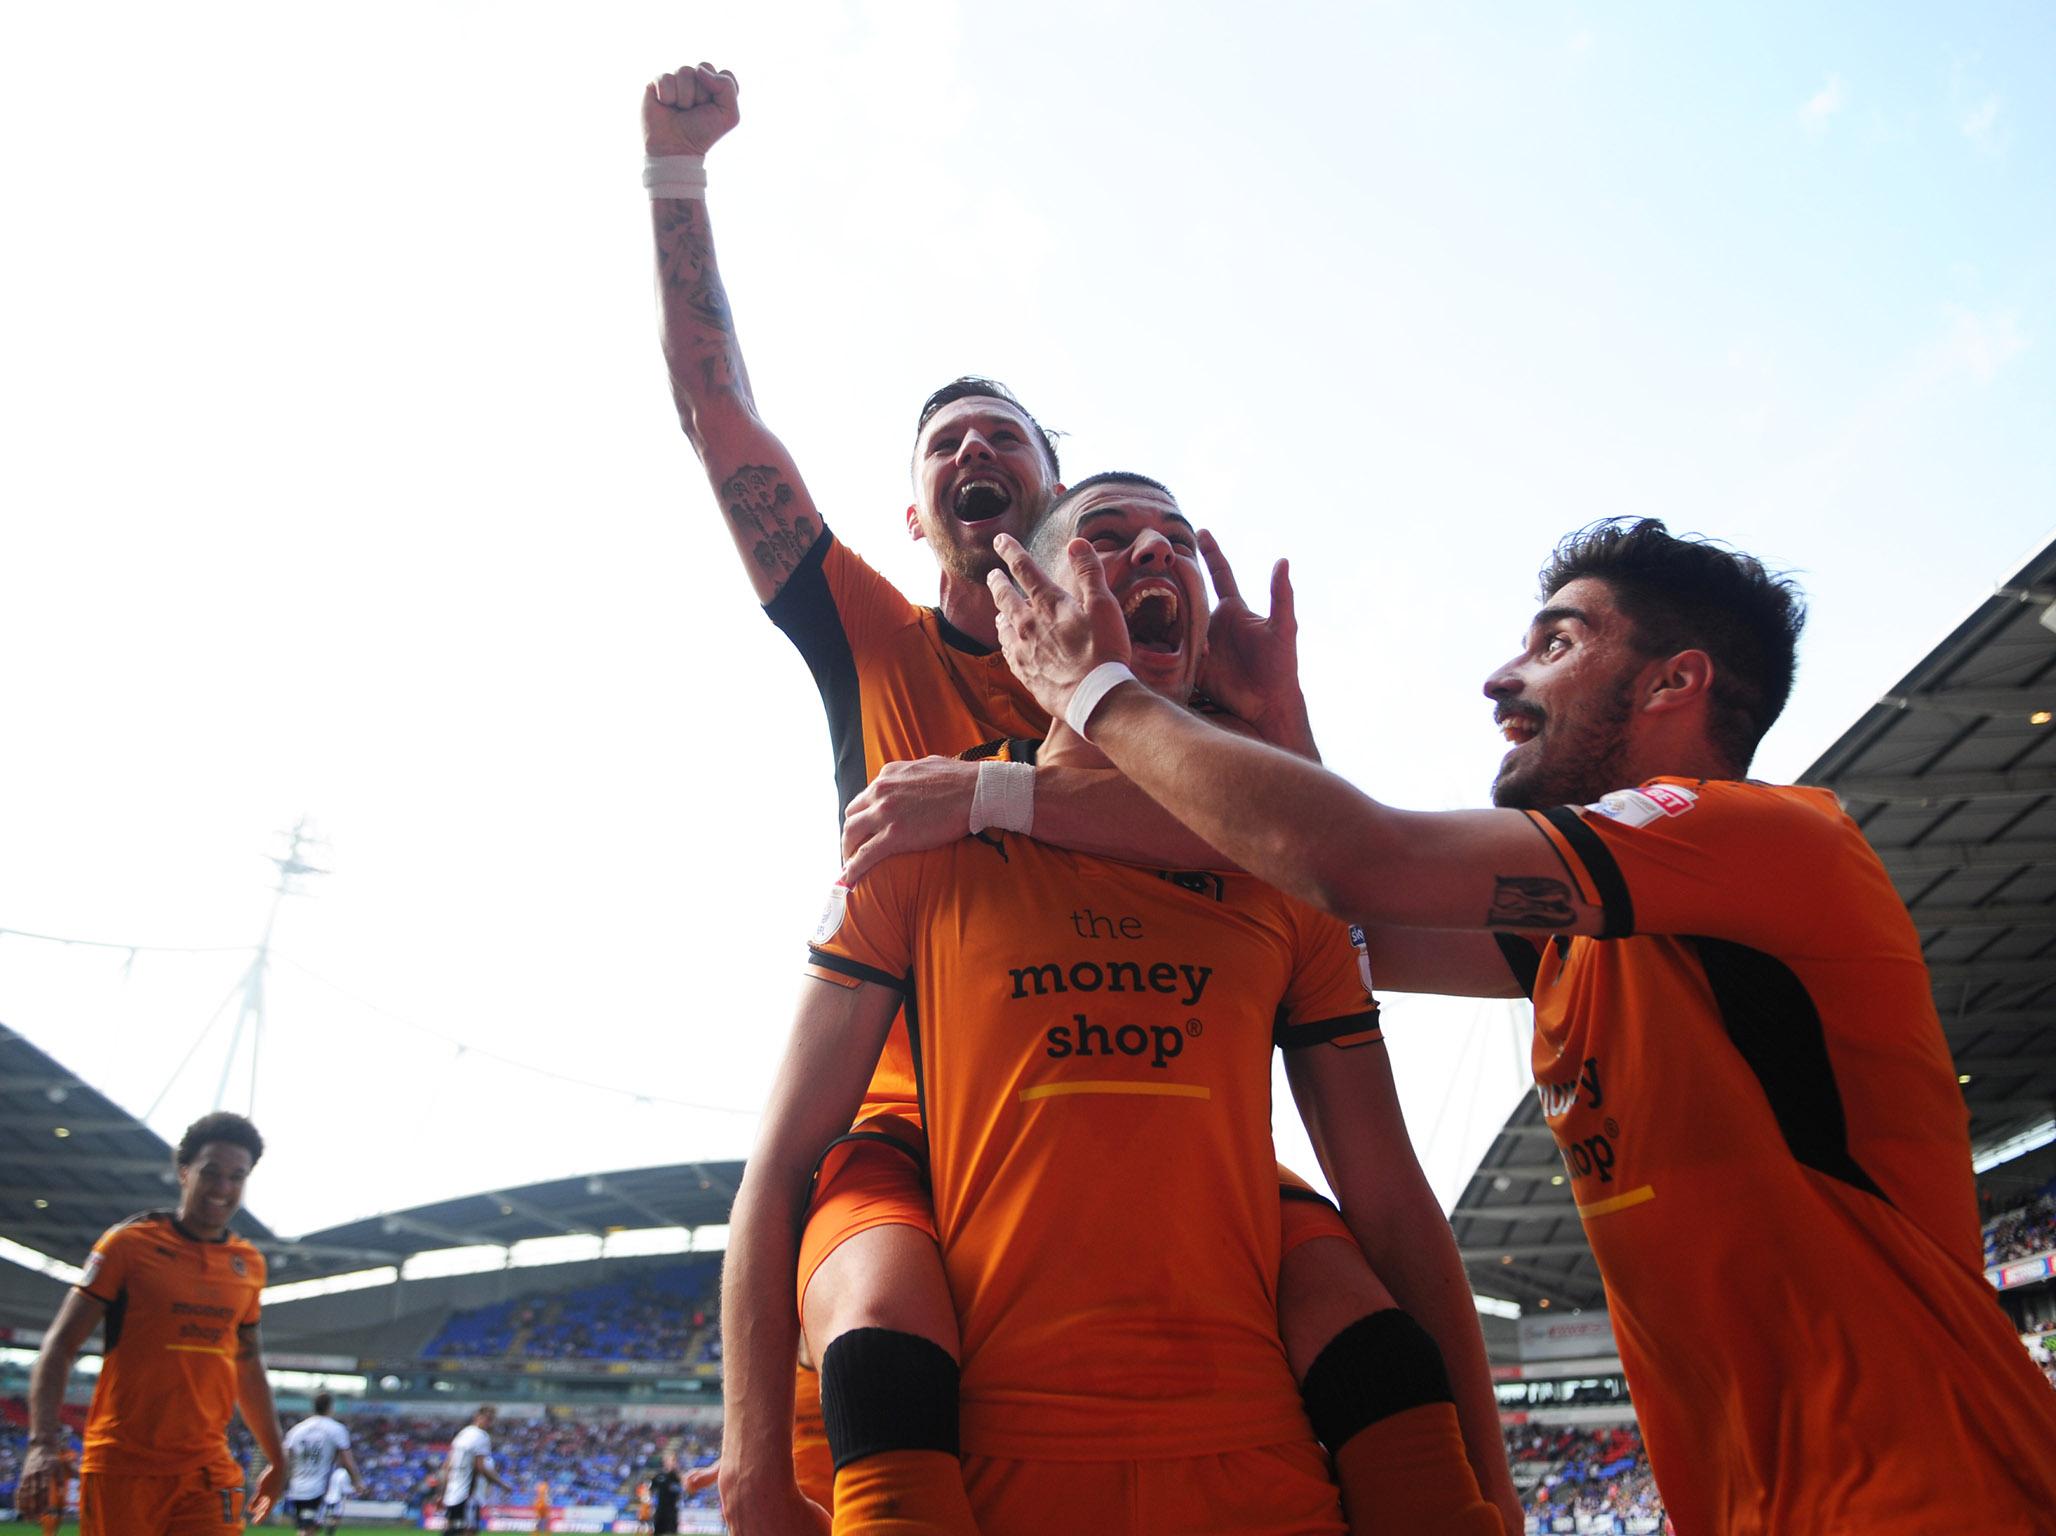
[644,63,741,157]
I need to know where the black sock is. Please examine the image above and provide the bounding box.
[819,1327,961,1469]
[1299,1307,1455,1453]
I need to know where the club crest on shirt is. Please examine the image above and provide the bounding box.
[813,882,849,945]
[230,1253,246,1276]
[1585,783,1698,828]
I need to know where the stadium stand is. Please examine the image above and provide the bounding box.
[1509,1423,1665,1530]
[1984,1188,2056,1266]
[422,1260,721,1363]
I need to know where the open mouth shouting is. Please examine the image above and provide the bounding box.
[953,476,1015,523]
[1123,579,1185,656]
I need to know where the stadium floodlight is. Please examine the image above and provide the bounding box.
[1972,1117,2056,1174]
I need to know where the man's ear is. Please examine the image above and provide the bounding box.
[906,504,925,543]
[1642,649,1716,715]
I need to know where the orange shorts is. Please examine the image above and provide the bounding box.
[796,1138,1352,1317]
[81,1468,244,1536]
[794,1112,934,1320]
[961,1440,1345,1536]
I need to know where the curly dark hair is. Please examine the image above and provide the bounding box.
[174,1110,265,1169]
[1538,517,1806,770]
[913,376,1062,478]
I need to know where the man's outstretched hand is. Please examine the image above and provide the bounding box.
[987,534,1132,726]
[644,63,740,157]
[1196,530,1314,753]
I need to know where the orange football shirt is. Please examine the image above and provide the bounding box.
[806,832,1379,1460]
[77,1212,265,1480]
[768,528,1048,1121]
[1504,777,2056,1533]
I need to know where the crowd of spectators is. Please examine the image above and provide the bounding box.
[1507,1422,1666,1530]
[424,1260,722,1364]
[1983,1190,2056,1266]
[248,1407,717,1514]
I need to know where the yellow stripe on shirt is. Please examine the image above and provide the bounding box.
[1576,1184,1656,1219]
[1020,1081,1212,1102]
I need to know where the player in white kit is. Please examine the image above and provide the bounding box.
[441,1405,513,1532]
[281,1393,363,1532]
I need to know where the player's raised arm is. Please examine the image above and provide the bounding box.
[646,64,825,605]
[720,973,901,1536]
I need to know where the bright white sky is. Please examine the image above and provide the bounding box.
[3,2,2053,1250]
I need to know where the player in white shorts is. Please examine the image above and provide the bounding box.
[441,1405,513,1532]
[282,1393,364,1532]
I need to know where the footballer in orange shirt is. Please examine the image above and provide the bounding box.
[19,1111,288,1536]
[725,476,1501,1536]
[987,514,2056,1534]
[646,63,1516,1535]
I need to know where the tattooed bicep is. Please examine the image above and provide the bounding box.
[1487,875,1579,930]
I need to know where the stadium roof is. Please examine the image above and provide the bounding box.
[1453,532,2056,1312]
[280,1160,747,1277]
[0,1022,739,1284]
[0,1022,279,1263]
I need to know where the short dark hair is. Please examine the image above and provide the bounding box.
[175,1111,265,1169]
[914,377,1062,478]
[1033,472,1177,563]
[314,1391,335,1415]
[1538,517,1806,769]
[475,1404,496,1421]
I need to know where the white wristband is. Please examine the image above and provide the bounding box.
[1064,662,1138,739]
[644,154,707,199]
[969,760,1035,835]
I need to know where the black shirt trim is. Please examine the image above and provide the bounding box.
[806,950,906,994]
[931,608,996,657]
[1495,933,1543,995]
[764,528,868,818]
[1275,1009,1383,1050]
[1540,806,1635,938]
[1688,935,1890,1203]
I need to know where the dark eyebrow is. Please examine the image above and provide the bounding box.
[1076,506,1195,534]
[1531,604,1590,631]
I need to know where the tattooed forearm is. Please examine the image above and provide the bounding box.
[237,1323,261,1361]
[654,199,756,433]
[655,200,733,328]
[1486,876,1577,929]
[721,465,817,583]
